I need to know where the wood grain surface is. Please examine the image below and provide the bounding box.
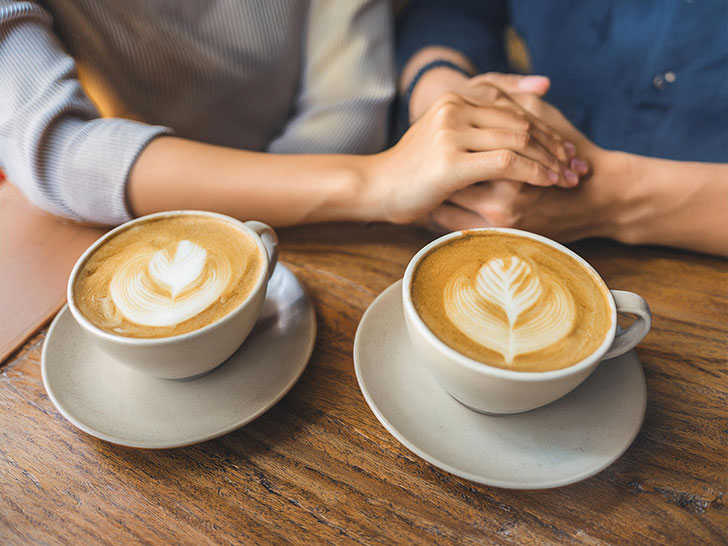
[1,222,726,545]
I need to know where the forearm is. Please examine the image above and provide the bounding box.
[603,152,728,255]
[0,1,170,224]
[397,0,508,123]
[128,136,379,226]
[396,0,508,77]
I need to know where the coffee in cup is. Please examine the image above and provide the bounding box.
[73,214,264,339]
[402,228,651,414]
[67,211,278,379]
[411,231,612,372]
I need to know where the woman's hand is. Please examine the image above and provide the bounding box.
[362,91,582,224]
[409,69,551,122]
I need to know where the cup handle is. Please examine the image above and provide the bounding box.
[603,290,651,360]
[244,221,279,280]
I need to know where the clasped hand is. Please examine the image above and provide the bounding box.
[377,72,614,242]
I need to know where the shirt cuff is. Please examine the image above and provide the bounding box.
[52,118,172,225]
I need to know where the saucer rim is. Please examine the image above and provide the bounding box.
[42,263,316,449]
[354,280,647,490]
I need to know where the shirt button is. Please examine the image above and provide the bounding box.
[653,71,676,89]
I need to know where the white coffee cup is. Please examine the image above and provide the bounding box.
[67,210,278,379]
[402,228,651,414]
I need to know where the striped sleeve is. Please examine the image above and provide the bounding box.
[268,0,395,155]
[0,1,171,224]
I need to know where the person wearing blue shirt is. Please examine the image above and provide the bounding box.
[397,0,728,255]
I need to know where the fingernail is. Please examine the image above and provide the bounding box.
[564,142,576,158]
[564,169,579,185]
[518,75,550,92]
[548,170,560,183]
[571,158,588,173]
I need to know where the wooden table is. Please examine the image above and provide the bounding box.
[1,223,726,545]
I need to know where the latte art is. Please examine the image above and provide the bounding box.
[411,232,612,372]
[73,215,263,338]
[445,257,575,365]
[110,240,233,327]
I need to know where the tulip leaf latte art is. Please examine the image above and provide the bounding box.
[446,256,576,365]
[109,240,231,328]
[411,233,612,372]
[74,215,263,338]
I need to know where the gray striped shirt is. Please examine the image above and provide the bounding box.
[0,0,394,224]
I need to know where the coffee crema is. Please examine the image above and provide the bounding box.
[73,215,263,338]
[411,232,612,372]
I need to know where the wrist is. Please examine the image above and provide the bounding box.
[310,155,382,224]
[408,67,471,122]
[590,149,649,244]
[351,153,393,223]
[400,47,476,123]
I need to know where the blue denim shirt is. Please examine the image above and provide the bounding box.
[398,1,728,162]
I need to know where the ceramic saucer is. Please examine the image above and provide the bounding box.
[354,281,646,489]
[42,263,316,449]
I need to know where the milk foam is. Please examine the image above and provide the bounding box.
[109,240,233,327]
[444,256,575,364]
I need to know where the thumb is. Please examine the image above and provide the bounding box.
[477,72,550,96]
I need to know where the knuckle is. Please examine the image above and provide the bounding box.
[518,116,533,132]
[479,84,503,102]
[530,162,548,182]
[509,114,531,132]
[513,130,532,148]
[547,138,562,155]
[493,150,516,170]
[490,86,506,99]
[473,72,497,84]
[524,96,545,116]
[433,101,460,127]
[554,139,568,156]
[436,92,463,108]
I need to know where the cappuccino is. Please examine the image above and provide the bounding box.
[411,232,611,372]
[73,214,263,338]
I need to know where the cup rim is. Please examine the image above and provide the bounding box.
[67,210,271,346]
[402,227,617,381]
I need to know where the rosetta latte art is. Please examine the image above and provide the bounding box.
[110,240,233,327]
[444,257,575,364]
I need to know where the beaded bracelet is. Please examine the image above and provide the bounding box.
[404,59,473,125]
